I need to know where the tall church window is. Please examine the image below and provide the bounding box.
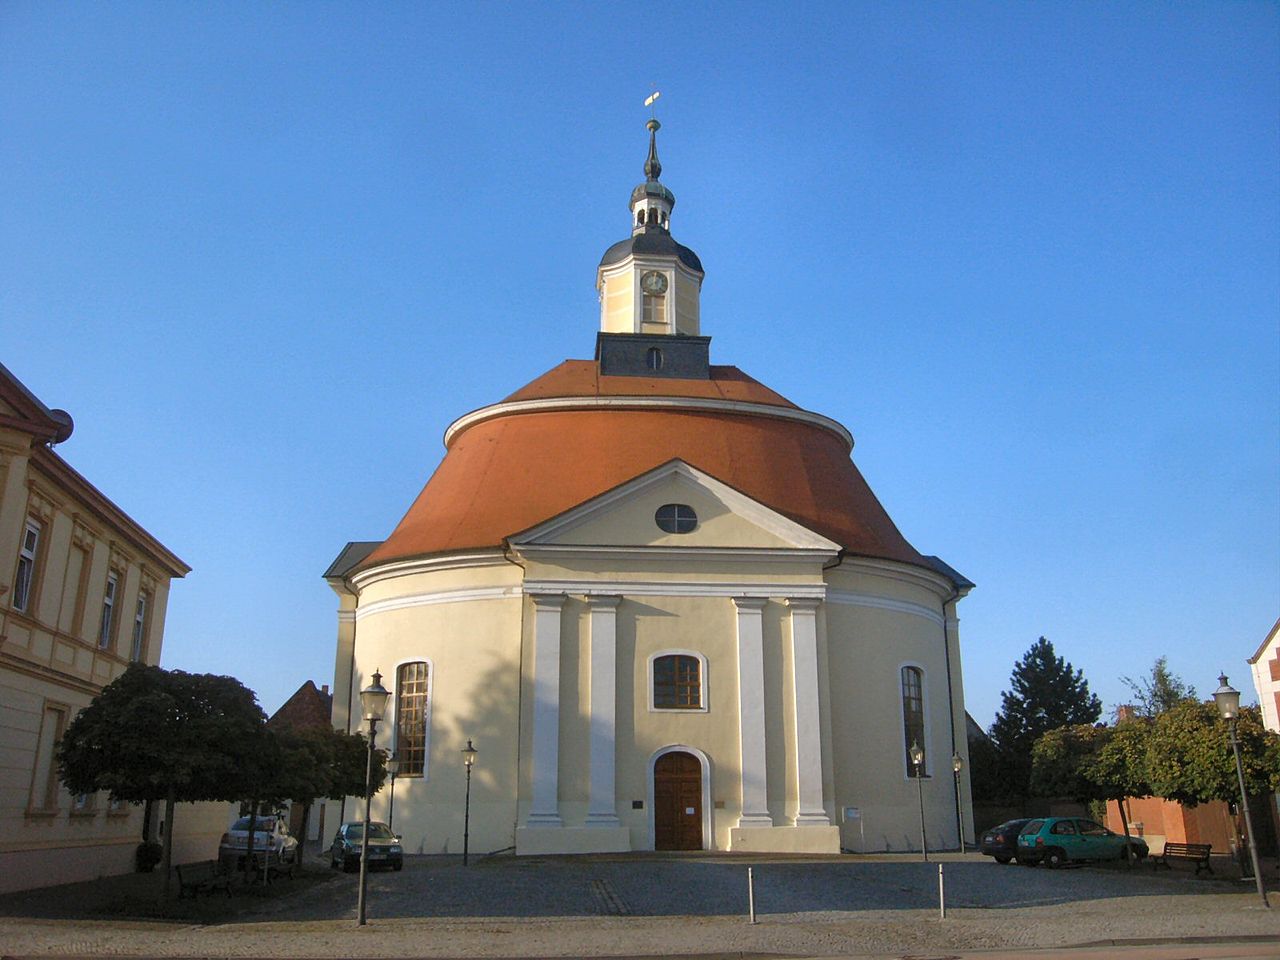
[395,662,430,777]
[901,665,926,776]
[653,654,702,709]
[12,518,40,613]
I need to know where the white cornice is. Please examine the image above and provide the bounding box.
[521,579,827,600]
[513,543,838,564]
[355,585,521,621]
[832,555,958,601]
[825,589,944,627]
[350,550,512,591]
[444,396,854,452]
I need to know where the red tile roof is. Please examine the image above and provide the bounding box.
[357,361,925,572]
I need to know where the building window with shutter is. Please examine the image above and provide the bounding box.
[901,665,926,777]
[130,591,149,661]
[12,518,41,613]
[395,662,430,777]
[98,573,119,650]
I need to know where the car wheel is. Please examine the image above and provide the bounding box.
[1045,848,1067,869]
[343,856,357,873]
[393,861,403,872]
[994,855,1011,865]
[1121,843,1146,862]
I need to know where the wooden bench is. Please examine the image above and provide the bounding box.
[1152,841,1213,875]
[176,859,232,898]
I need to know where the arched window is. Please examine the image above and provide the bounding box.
[653,654,702,709]
[901,665,926,777]
[395,662,429,777]
[646,347,664,371]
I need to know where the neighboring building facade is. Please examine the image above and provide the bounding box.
[327,122,975,857]
[0,362,203,893]
[1248,617,1280,854]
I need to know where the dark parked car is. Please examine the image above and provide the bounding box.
[1017,816,1149,867]
[330,821,404,872]
[980,818,1033,864]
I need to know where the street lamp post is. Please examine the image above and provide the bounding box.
[910,740,928,862]
[1213,674,1270,909]
[462,739,477,866]
[386,754,401,833]
[951,751,965,852]
[356,670,390,927]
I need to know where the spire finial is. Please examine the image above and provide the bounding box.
[644,117,662,181]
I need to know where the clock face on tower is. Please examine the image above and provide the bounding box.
[640,271,669,295]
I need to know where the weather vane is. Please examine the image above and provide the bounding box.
[645,89,661,119]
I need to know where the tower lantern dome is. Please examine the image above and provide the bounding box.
[597,117,704,338]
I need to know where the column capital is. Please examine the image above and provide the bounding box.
[585,594,622,609]
[529,592,567,610]
[784,597,822,613]
[733,596,769,612]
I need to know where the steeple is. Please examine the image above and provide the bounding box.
[629,118,676,235]
[597,112,705,341]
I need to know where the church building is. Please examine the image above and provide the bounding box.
[326,119,974,856]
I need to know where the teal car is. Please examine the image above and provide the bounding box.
[1017,817,1148,868]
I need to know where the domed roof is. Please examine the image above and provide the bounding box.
[357,360,926,572]
[599,226,704,273]
[630,179,676,207]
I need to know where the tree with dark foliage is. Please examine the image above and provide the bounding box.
[989,637,1102,796]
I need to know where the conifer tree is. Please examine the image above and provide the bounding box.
[989,637,1102,796]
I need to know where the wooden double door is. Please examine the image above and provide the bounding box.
[654,751,703,850]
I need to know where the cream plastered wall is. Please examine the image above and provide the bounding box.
[598,257,702,336]
[823,560,969,852]
[672,268,700,336]
[599,264,635,333]
[339,558,525,857]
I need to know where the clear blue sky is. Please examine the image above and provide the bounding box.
[3,2,1277,727]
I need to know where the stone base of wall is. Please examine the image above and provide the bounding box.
[516,825,632,855]
[730,824,841,854]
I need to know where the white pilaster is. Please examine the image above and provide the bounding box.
[527,593,565,826]
[733,597,772,826]
[786,598,829,825]
[586,595,622,826]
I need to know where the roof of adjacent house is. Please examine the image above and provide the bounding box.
[353,359,936,577]
[267,680,333,731]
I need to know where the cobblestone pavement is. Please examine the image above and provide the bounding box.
[1,853,1277,958]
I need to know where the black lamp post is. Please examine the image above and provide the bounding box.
[1213,674,1269,909]
[385,754,401,832]
[951,751,965,852]
[462,739,477,866]
[356,670,390,927]
[910,740,928,862]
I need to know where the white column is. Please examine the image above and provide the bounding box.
[734,597,772,827]
[527,593,565,827]
[786,598,830,825]
[586,595,622,826]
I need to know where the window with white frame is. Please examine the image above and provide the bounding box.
[642,293,666,327]
[901,665,926,777]
[29,702,68,811]
[72,792,95,814]
[653,654,703,709]
[395,662,429,777]
[12,518,40,613]
[130,591,149,661]
[98,572,118,650]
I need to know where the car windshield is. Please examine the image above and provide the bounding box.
[346,823,395,840]
[1021,820,1044,834]
[230,817,275,832]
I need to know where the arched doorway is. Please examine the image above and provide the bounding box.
[653,750,703,850]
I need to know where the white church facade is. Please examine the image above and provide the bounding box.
[326,119,974,856]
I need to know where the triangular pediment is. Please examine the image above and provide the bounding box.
[0,361,73,443]
[510,459,840,553]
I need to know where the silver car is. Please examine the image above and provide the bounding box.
[218,815,299,871]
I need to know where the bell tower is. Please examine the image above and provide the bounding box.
[596,117,705,338]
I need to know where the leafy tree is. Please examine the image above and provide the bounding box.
[1030,723,1108,802]
[57,664,266,900]
[1119,656,1197,717]
[267,726,385,853]
[989,637,1102,796]
[1144,700,1280,806]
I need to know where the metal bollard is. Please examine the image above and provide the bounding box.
[748,866,757,924]
[938,863,945,919]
